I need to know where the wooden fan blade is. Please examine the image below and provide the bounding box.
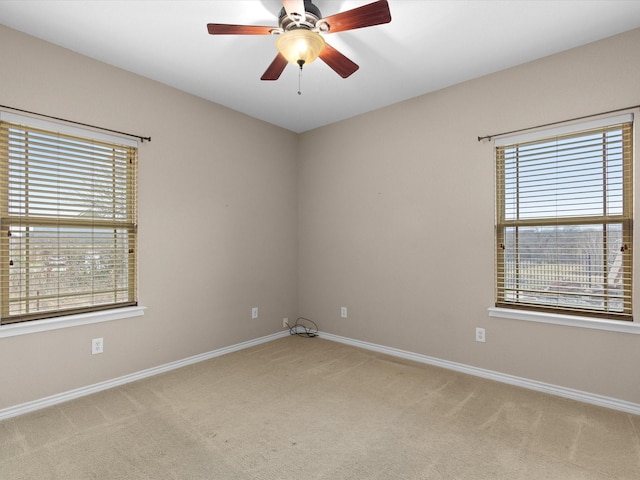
[318,43,359,78]
[261,53,289,80]
[282,0,305,21]
[207,23,274,35]
[321,0,391,34]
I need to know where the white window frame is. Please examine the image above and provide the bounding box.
[0,112,144,337]
[490,112,639,334]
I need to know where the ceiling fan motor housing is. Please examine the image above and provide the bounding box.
[278,1,327,32]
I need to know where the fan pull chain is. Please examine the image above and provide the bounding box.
[298,64,303,95]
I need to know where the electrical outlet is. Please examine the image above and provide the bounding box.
[252,307,258,319]
[341,307,348,318]
[92,337,104,354]
[475,327,486,343]
[283,317,289,328]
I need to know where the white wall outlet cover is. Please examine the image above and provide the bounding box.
[91,337,104,354]
[252,307,259,319]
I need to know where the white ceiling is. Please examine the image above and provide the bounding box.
[1,1,640,133]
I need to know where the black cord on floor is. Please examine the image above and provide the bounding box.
[286,317,318,338]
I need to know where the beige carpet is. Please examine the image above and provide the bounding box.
[1,336,639,479]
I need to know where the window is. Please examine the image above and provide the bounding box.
[495,114,633,320]
[0,114,137,325]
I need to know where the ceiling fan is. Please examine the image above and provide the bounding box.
[207,0,392,80]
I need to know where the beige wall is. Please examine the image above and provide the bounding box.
[298,28,640,404]
[0,26,299,409]
[2,24,640,410]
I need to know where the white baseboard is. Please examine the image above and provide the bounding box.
[319,332,640,416]
[3,329,638,421]
[0,330,289,421]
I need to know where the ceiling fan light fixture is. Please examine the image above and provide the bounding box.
[276,29,325,67]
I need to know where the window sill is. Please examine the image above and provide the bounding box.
[0,306,146,339]
[487,307,640,334]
